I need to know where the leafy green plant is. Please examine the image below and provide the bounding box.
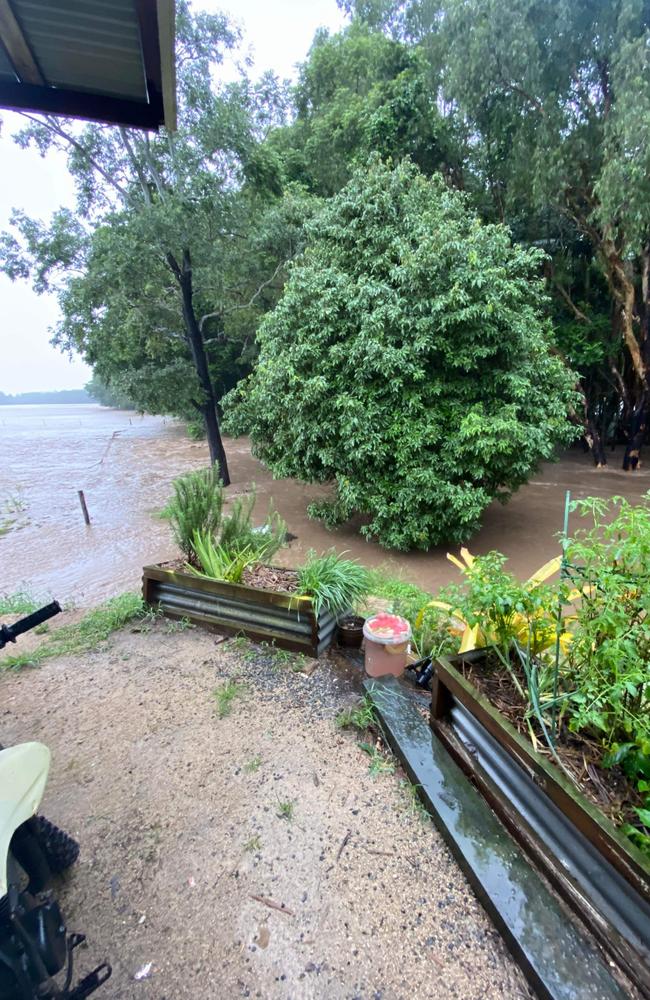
[220,491,286,562]
[359,741,395,778]
[244,754,263,773]
[295,550,370,617]
[566,496,650,746]
[188,531,256,583]
[223,158,577,550]
[165,617,193,633]
[213,680,246,718]
[422,549,568,658]
[335,694,376,732]
[167,467,224,563]
[401,780,430,823]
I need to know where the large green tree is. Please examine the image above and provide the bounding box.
[440,0,650,469]
[0,3,300,485]
[224,159,577,549]
[268,22,466,197]
[335,0,650,467]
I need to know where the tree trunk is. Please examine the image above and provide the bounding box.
[585,418,607,467]
[622,392,648,470]
[622,245,650,470]
[169,249,231,486]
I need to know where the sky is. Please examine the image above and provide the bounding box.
[0,0,347,395]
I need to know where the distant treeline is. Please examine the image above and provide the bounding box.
[0,389,92,405]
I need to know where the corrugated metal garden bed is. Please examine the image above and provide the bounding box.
[142,563,336,657]
[431,653,650,998]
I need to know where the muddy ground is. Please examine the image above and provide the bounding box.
[4,404,650,607]
[0,619,533,1000]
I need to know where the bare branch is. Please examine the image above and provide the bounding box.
[18,113,132,204]
[118,128,152,205]
[553,280,591,323]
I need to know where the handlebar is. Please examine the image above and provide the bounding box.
[0,601,62,650]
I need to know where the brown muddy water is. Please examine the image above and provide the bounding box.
[2,403,650,607]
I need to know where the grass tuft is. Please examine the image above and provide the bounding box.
[401,780,430,823]
[359,741,395,778]
[244,754,263,773]
[335,694,376,732]
[0,590,41,616]
[213,679,246,718]
[276,798,295,821]
[0,593,145,671]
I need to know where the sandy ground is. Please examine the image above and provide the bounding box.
[0,619,533,1000]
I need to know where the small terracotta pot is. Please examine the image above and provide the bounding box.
[337,614,365,648]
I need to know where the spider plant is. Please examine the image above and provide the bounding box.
[188,530,256,584]
[294,550,370,618]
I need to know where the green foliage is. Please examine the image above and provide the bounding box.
[244,754,263,773]
[167,469,286,575]
[189,531,255,584]
[225,158,577,549]
[276,798,295,821]
[219,492,287,562]
[273,23,457,196]
[565,496,650,755]
[213,679,247,719]
[359,741,396,777]
[0,590,41,616]
[336,694,377,731]
[167,467,224,563]
[296,550,370,617]
[1,594,144,670]
[85,374,135,410]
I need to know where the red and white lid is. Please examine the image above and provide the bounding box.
[362,612,412,645]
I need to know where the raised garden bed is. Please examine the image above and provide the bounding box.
[142,563,336,657]
[431,652,650,997]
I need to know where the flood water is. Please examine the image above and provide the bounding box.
[2,404,650,607]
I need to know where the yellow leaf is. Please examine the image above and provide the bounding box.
[415,599,457,629]
[446,553,466,572]
[458,623,480,653]
[526,556,561,588]
[459,547,475,568]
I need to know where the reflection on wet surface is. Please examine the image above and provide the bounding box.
[2,404,650,607]
[367,676,629,1000]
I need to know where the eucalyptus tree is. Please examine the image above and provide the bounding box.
[439,0,650,467]
[0,3,292,484]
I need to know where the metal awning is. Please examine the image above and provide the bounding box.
[0,0,176,130]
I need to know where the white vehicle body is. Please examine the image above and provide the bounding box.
[0,742,50,896]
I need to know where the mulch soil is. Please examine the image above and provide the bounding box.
[460,657,644,833]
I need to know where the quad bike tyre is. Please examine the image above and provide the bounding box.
[28,815,80,874]
[10,817,79,894]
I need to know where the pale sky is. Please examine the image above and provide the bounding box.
[0,0,347,394]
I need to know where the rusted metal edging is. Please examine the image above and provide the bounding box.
[433,655,650,897]
[364,676,629,1000]
[431,655,650,998]
[142,564,336,657]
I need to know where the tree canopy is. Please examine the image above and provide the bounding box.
[4,0,650,546]
[224,159,577,549]
[0,2,308,484]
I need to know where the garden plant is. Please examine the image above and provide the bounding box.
[412,494,650,858]
[224,158,577,549]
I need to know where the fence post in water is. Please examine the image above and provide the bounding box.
[77,489,91,526]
